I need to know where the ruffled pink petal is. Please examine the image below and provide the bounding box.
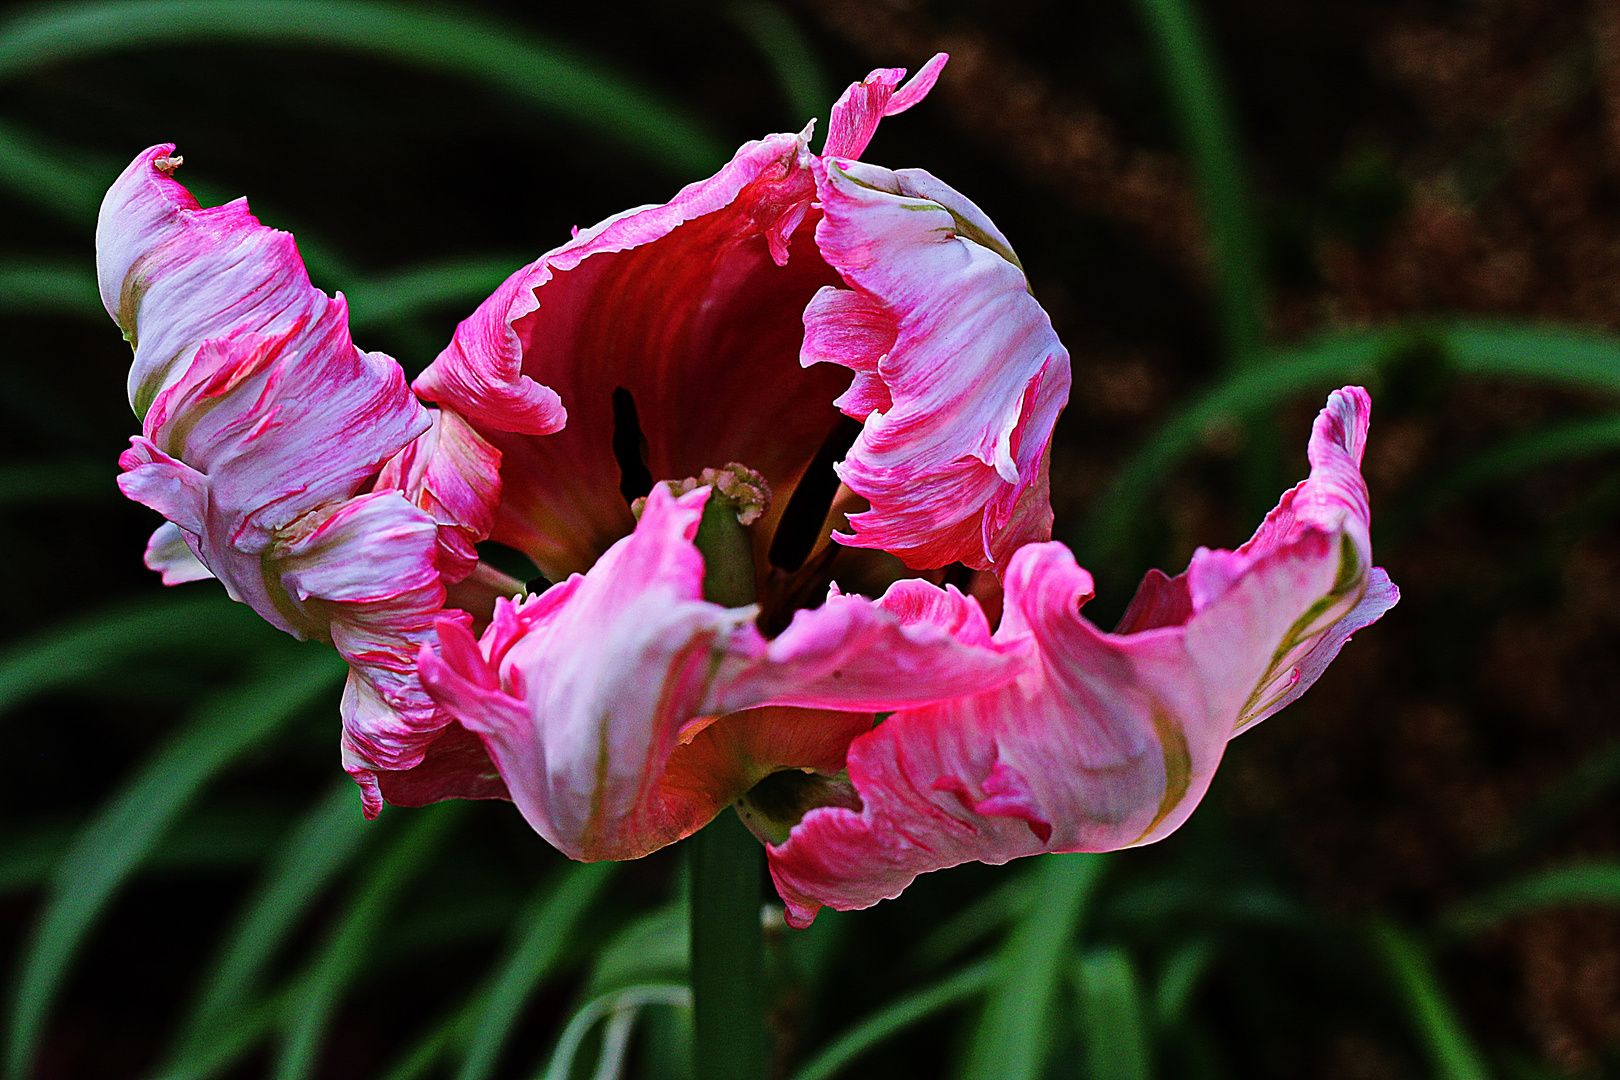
[768,389,1396,926]
[368,722,511,808]
[100,146,491,814]
[725,578,1026,713]
[416,133,849,580]
[267,492,457,803]
[419,484,1027,860]
[140,324,427,550]
[807,158,1070,572]
[822,53,949,160]
[375,406,503,582]
[419,485,764,857]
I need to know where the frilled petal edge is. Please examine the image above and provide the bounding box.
[767,388,1397,926]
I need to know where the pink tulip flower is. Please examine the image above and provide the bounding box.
[99,56,1396,925]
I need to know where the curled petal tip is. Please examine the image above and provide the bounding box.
[824,53,950,160]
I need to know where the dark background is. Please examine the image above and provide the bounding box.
[1,1,1618,1077]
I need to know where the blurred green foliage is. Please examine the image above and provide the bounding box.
[3,0,1620,1078]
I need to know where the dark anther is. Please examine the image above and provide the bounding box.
[525,574,553,595]
[611,387,654,506]
[768,416,862,572]
[943,563,974,591]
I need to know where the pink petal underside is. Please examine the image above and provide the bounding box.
[822,53,949,160]
[104,148,430,621]
[369,721,511,809]
[375,406,503,582]
[141,323,427,552]
[143,521,213,585]
[416,133,850,580]
[768,388,1397,927]
[419,484,1028,861]
[806,158,1071,572]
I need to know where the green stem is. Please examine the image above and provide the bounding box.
[690,810,768,1080]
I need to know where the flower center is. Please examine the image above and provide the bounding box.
[635,464,772,608]
[735,768,863,846]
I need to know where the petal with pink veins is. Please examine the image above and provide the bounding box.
[376,406,503,582]
[100,146,498,815]
[806,157,1070,572]
[767,388,1397,927]
[415,132,847,580]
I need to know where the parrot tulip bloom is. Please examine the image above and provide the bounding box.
[99,55,1396,924]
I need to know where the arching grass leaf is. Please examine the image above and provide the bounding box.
[1444,863,1620,936]
[959,853,1111,1080]
[1386,414,1620,542]
[1074,946,1151,1080]
[1081,320,1620,569]
[1132,0,1264,366]
[790,962,994,1080]
[726,2,830,128]
[540,983,692,1080]
[3,645,344,1080]
[0,0,728,178]
[1152,936,1217,1027]
[273,802,464,1080]
[158,780,371,1073]
[345,257,530,334]
[0,592,279,719]
[453,861,617,1080]
[908,872,1036,972]
[0,262,101,319]
[0,807,286,897]
[0,117,108,224]
[1369,919,1490,1080]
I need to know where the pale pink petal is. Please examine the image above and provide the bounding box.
[100,145,359,421]
[415,133,848,580]
[768,389,1396,926]
[419,485,765,858]
[143,522,213,585]
[100,147,483,817]
[806,158,1070,571]
[419,484,1027,860]
[140,324,426,551]
[822,53,949,160]
[103,148,431,625]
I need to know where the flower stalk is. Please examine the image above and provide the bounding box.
[690,809,769,1080]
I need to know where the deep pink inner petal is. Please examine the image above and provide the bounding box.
[482,209,850,579]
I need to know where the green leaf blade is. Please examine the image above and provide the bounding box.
[3,646,344,1080]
